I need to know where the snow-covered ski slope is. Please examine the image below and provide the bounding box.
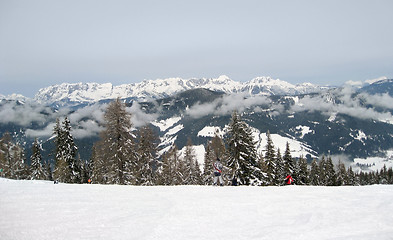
[1,178,393,240]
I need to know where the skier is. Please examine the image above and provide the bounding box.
[213,157,224,186]
[285,175,294,185]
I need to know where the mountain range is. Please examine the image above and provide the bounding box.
[31,75,327,106]
[1,76,393,166]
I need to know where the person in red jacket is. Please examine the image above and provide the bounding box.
[285,175,294,185]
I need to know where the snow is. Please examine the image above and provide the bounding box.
[197,126,224,138]
[353,150,393,172]
[354,130,367,142]
[151,117,181,132]
[253,131,317,158]
[34,76,324,105]
[1,178,393,240]
[295,125,314,139]
[179,144,206,169]
[165,124,184,136]
[328,112,337,122]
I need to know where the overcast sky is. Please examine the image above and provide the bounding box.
[1,0,393,97]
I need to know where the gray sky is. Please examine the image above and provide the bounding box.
[1,0,393,97]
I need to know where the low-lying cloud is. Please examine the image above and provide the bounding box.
[128,102,159,128]
[0,101,54,126]
[291,87,393,123]
[185,93,272,118]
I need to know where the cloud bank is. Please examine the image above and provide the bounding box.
[291,87,393,123]
[185,93,272,118]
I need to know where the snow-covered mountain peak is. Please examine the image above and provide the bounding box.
[249,76,294,86]
[0,93,30,103]
[33,75,326,106]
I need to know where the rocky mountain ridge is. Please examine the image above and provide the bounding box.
[32,75,326,106]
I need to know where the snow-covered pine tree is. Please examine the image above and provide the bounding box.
[257,152,268,185]
[318,156,327,185]
[192,158,203,185]
[97,98,136,185]
[283,142,295,177]
[135,125,159,185]
[296,156,309,185]
[0,149,5,178]
[175,151,187,185]
[325,157,337,186]
[157,150,172,185]
[0,132,12,178]
[1,133,38,180]
[53,118,68,182]
[275,148,285,185]
[10,141,29,180]
[203,142,215,185]
[347,166,356,186]
[29,138,45,180]
[226,111,263,185]
[159,144,180,185]
[309,159,320,185]
[90,142,108,184]
[386,167,393,184]
[379,165,388,184]
[336,160,348,186]
[62,117,80,183]
[183,138,202,185]
[44,160,53,181]
[264,131,276,185]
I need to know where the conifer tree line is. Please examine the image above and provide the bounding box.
[1,99,393,186]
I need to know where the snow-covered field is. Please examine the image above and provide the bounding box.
[1,178,393,240]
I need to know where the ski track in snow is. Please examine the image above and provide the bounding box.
[1,178,393,240]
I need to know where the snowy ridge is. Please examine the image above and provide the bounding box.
[0,93,29,103]
[34,75,324,106]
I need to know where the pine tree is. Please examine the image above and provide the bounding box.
[387,167,393,184]
[292,158,300,185]
[53,118,68,182]
[203,142,215,185]
[264,131,276,185]
[29,138,45,180]
[11,142,29,180]
[91,142,108,184]
[274,148,285,185]
[62,117,80,183]
[347,166,356,186]
[94,98,136,185]
[318,156,327,185]
[283,142,295,177]
[325,157,336,186]
[0,132,13,178]
[309,159,320,185]
[336,160,348,186]
[135,125,159,185]
[183,138,202,185]
[159,144,180,185]
[380,165,388,184]
[44,160,53,181]
[158,150,172,185]
[226,111,262,185]
[53,118,79,183]
[192,158,203,185]
[297,156,309,185]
